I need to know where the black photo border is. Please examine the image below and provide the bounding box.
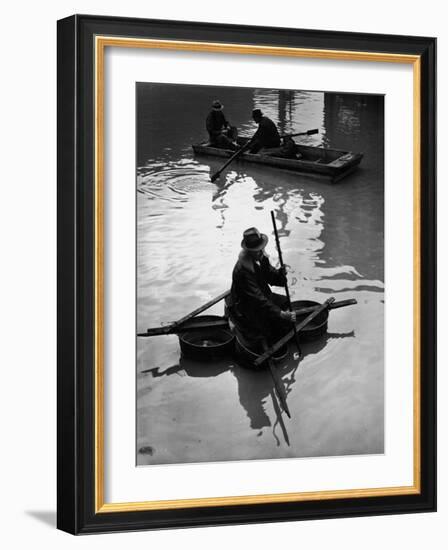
[57,14,436,534]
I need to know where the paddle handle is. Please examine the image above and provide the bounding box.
[280,128,319,139]
[271,211,301,356]
[271,211,286,271]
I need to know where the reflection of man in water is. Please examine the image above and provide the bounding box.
[206,100,238,150]
[249,109,281,153]
[227,227,296,350]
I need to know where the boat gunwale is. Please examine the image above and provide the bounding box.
[192,142,363,179]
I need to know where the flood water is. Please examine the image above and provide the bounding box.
[136,83,384,465]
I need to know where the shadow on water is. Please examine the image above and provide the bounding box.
[141,330,354,447]
[141,356,230,379]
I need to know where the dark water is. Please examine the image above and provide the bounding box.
[136,83,384,465]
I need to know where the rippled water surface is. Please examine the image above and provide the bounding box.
[136,84,384,465]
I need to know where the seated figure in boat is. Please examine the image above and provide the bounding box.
[226,227,296,353]
[248,109,281,153]
[206,100,238,150]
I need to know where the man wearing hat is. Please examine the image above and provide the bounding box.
[249,109,281,153]
[206,100,238,150]
[227,227,296,348]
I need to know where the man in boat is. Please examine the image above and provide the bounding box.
[226,227,296,350]
[248,108,281,154]
[206,100,238,150]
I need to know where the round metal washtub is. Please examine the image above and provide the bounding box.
[292,300,328,341]
[178,315,235,361]
[235,335,288,370]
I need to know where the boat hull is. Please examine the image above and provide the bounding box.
[192,140,363,183]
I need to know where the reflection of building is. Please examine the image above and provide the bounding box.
[319,93,385,283]
[278,90,294,135]
[252,89,325,143]
[323,93,384,153]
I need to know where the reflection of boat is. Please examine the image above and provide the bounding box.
[192,137,363,183]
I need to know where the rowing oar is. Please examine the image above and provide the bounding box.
[263,339,291,418]
[254,297,336,368]
[292,298,357,316]
[138,318,229,337]
[279,128,319,139]
[210,141,251,182]
[271,210,302,357]
[138,298,357,337]
[139,290,230,337]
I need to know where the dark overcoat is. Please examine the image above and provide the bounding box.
[228,251,287,342]
[252,116,281,149]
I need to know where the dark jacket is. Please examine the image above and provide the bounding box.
[206,110,228,137]
[230,251,286,326]
[252,116,281,148]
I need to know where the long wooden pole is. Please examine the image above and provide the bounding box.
[141,290,230,336]
[271,211,302,356]
[139,318,229,337]
[171,290,230,328]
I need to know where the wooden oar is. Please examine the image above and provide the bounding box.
[293,298,357,316]
[279,128,319,139]
[210,141,251,182]
[138,318,229,337]
[171,290,230,327]
[271,210,302,357]
[263,339,291,418]
[141,290,230,336]
[254,298,336,368]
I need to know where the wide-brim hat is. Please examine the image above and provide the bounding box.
[241,227,268,251]
[212,100,224,110]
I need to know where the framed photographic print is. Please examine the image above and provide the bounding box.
[57,14,436,534]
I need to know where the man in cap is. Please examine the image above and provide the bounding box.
[206,100,238,150]
[227,227,296,349]
[249,109,281,153]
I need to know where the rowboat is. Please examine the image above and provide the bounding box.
[192,137,363,183]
